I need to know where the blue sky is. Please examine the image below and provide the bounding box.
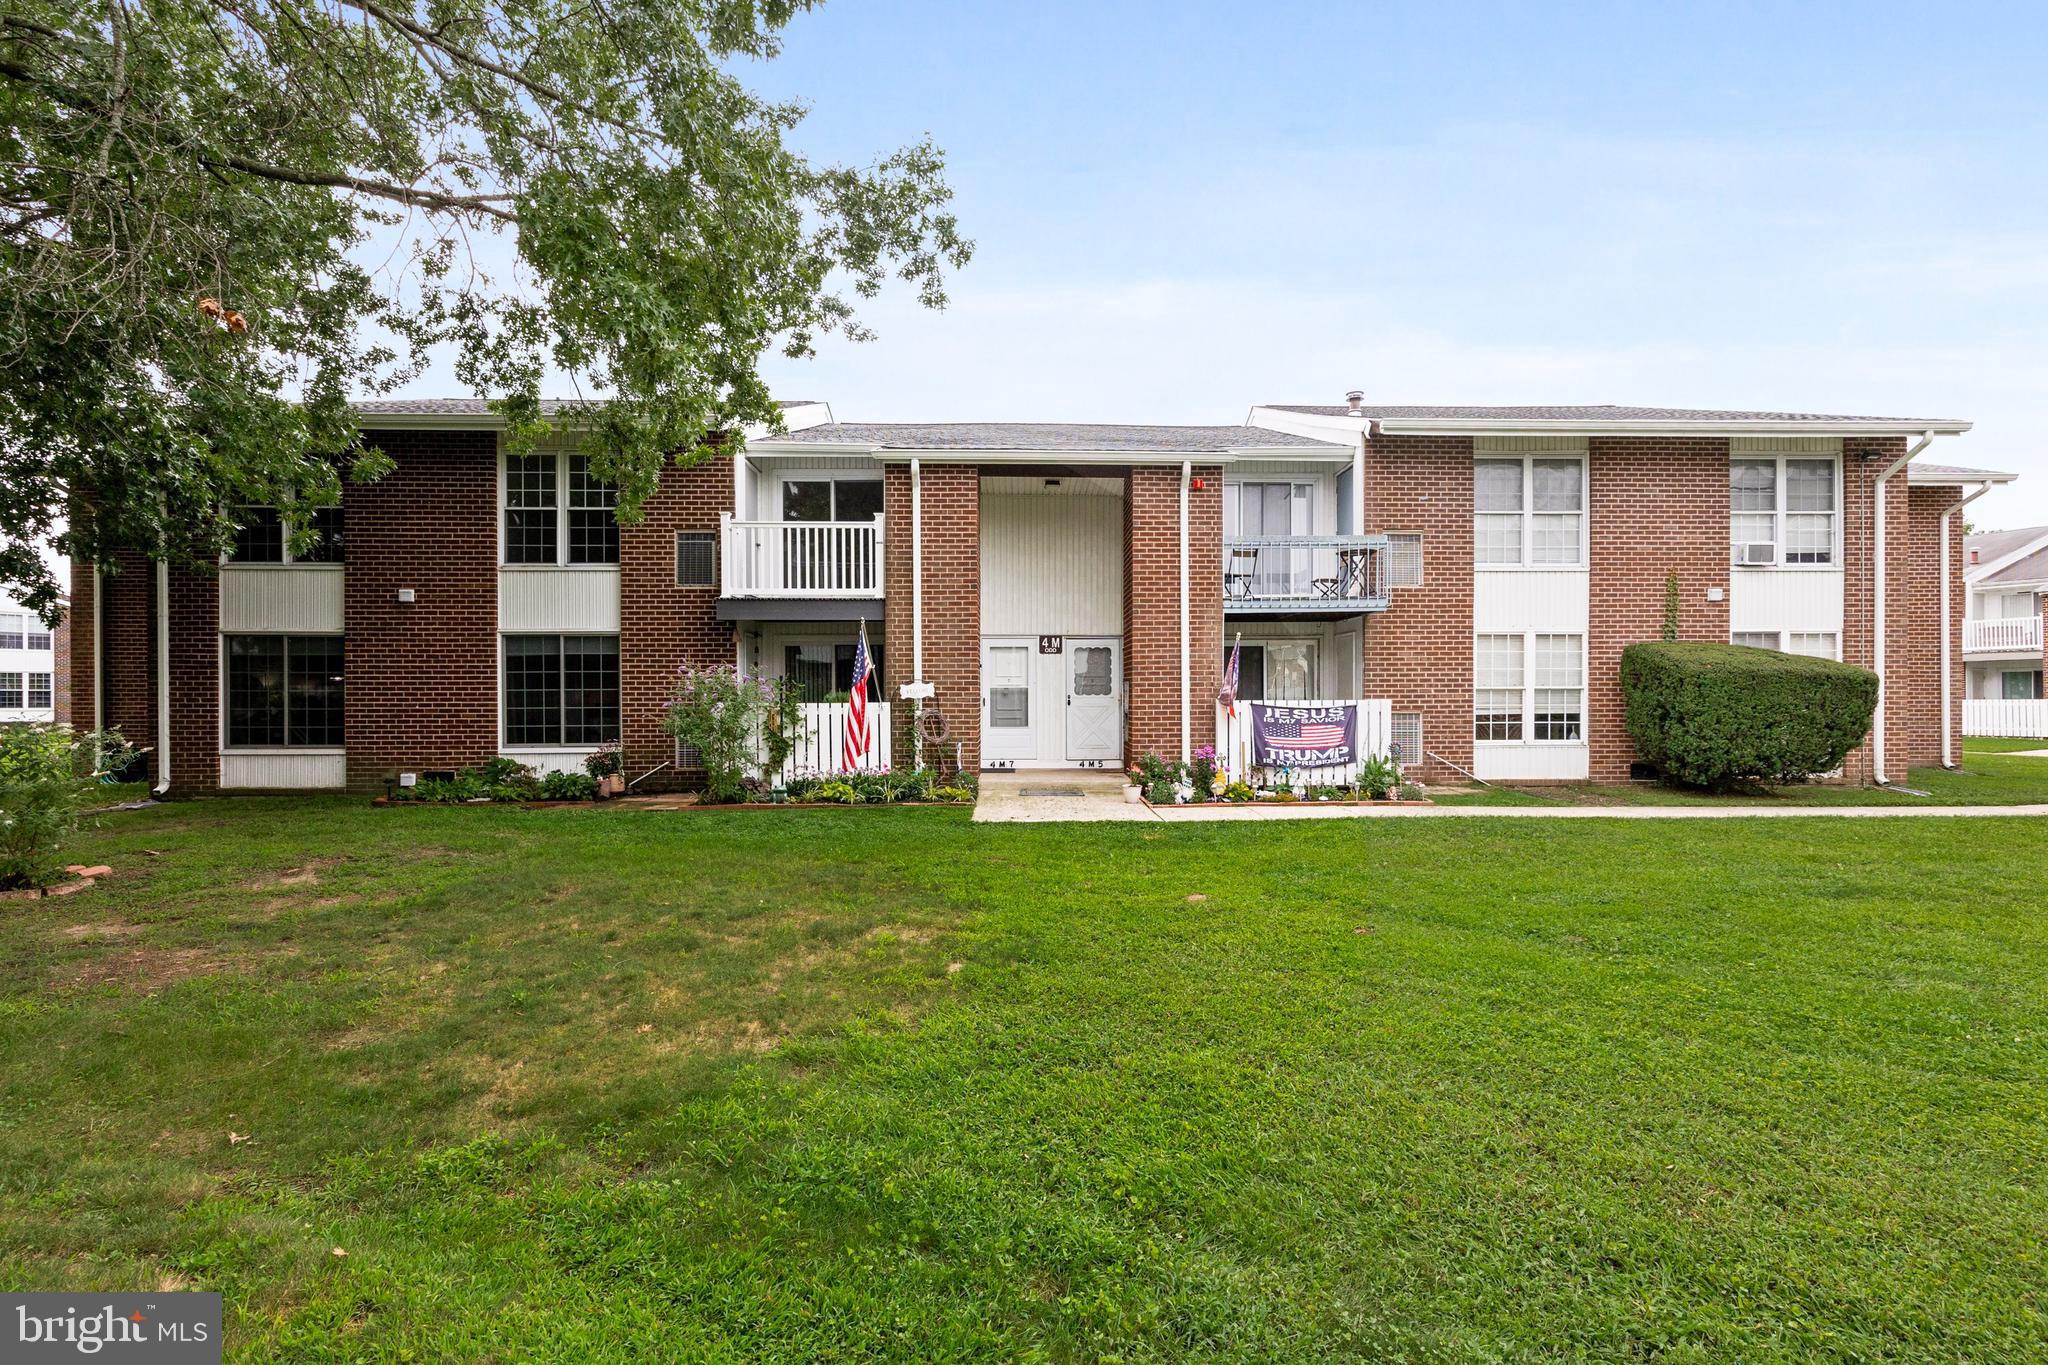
[685,0,2048,528]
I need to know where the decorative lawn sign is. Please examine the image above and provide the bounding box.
[1251,702,1357,769]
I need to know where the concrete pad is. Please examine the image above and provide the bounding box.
[1148,802,2048,821]
[973,771,1159,823]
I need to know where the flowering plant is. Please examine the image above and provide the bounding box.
[583,740,623,779]
[659,663,803,802]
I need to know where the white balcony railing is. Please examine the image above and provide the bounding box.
[1964,617,2042,655]
[721,514,884,598]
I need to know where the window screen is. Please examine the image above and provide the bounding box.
[1072,646,1113,697]
[1532,634,1583,741]
[1473,634,1523,741]
[1390,712,1423,768]
[1385,533,1423,587]
[676,532,716,586]
[1732,632,1780,650]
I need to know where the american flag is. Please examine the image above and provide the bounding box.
[1219,635,1241,718]
[1261,713,1348,752]
[842,619,874,771]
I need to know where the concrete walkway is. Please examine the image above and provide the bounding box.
[973,771,1158,823]
[974,774,2048,823]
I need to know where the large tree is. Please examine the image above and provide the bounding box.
[0,0,969,616]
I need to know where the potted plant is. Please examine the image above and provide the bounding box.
[584,741,625,797]
[1123,765,1144,803]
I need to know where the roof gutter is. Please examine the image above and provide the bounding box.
[1372,419,1975,438]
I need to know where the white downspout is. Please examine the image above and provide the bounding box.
[1179,459,1191,764]
[1351,437,1365,536]
[1871,430,1933,784]
[1940,481,1995,768]
[911,458,924,685]
[154,558,170,795]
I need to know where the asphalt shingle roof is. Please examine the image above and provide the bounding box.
[1909,463,2016,484]
[353,397,823,415]
[1966,526,2048,564]
[1264,403,1965,424]
[1982,544,2048,587]
[773,422,1346,452]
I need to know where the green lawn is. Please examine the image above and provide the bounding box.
[4,799,2046,1360]
[1435,737,2048,807]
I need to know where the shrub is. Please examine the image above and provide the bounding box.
[814,780,858,805]
[1188,745,1218,798]
[1,726,136,889]
[661,664,803,803]
[539,771,597,801]
[1621,641,1878,789]
[1134,752,1182,805]
[932,786,974,804]
[1223,780,1255,803]
[1358,754,1400,800]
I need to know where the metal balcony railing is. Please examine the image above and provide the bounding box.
[1222,535,1392,613]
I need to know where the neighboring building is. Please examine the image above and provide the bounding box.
[1962,522,2048,702]
[69,394,1992,793]
[1,589,63,724]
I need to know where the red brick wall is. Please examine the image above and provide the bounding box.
[343,429,500,791]
[165,566,219,793]
[1587,437,1732,779]
[884,465,979,774]
[1127,465,1221,762]
[1360,433,1475,784]
[67,560,95,732]
[1901,484,1964,769]
[620,456,734,790]
[99,552,158,783]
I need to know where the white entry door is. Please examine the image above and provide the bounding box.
[981,639,1037,766]
[1065,637,1122,763]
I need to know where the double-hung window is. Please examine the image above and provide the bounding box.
[224,636,344,747]
[503,635,620,746]
[1475,457,1584,566]
[27,673,52,709]
[505,453,620,565]
[0,613,21,649]
[1475,633,1585,742]
[1733,630,1839,659]
[0,672,21,708]
[1731,457,1837,566]
[228,506,344,564]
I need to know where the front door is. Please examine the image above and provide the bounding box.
[981,639,1037,766]
[1064,637,1122,763]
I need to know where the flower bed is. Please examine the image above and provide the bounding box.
[1130,748,1427,807]
[386,759,602,804]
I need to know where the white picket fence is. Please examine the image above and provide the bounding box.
[777,701,893,777]
[1216,698,1393,785]
[1964,698,2048,740]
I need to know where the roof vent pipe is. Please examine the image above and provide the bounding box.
[1344,389,1365,416]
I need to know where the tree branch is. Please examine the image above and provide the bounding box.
[204,151,519,221]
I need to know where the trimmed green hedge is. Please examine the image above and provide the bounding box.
[1621,642,1878,789]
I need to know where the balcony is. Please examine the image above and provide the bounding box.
[719,515,884,620]
[1223,534,1392,616]
[1964,616,2042,656]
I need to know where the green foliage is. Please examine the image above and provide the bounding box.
[540,771,597,801]
[1223,780,1256,803]
[1663,572,1681,642]
[1134,752,1183,805]
[813,780,858,805]
[583,742,622,779]
[0,0,970,615]
[661,665,801,803]
[932,786,974,804]
[1621,642,1879,789]
[0,726,136,888]
[1358,754,1401,800]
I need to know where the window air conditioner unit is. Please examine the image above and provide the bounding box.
[1738,542,1776,566]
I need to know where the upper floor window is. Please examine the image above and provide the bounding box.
[228,506,344,564]
[1474,457,1583,566]
[1731,457,1836,567]
[0,613,23,650]
[781,478,883,523]
[1225,482,1313,538]
[505,453,619,565]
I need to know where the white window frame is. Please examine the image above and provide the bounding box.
[1730,630,1841,660]
[27,672,53,709]
[499,450,620,567]
[1729,455,1840,569]
[0,612,21,650]
[1474,631,1587,746]
[777,476,885,523]
[218,633,348,753]
[0,671,22,709]
[1473,455,1586,569]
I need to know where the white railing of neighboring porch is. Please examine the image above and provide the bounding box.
[1963,698,2048,739]
[1216,698,1393,785]
[1963,617,2043,654]
[777,701,893,777]
[721,514,885,598]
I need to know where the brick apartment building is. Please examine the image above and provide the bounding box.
[67,395,2006,793]
[2,589,64,725]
